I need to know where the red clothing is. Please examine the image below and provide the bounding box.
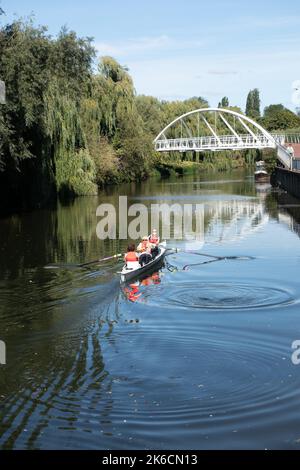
[125,252,138,262]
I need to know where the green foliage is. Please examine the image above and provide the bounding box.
[93,56,153,183]
[136,95,164,136]
[261,148,277,172]
[246,88,260,119]
[44,82,97,196]
[0,20,51,167]
[261,104,300,131]
[79,96,117,185]
[0,19,98,208]
[218,97,229,108]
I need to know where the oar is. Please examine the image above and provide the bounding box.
[44,253,123,270]
[166,247,222,259]
[183,258,222,270]
[78,253,123,268]
[183,255,254,270]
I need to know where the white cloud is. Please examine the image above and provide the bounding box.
[94,17,300,112]
[128,47,300,110]
[96,35,204,58]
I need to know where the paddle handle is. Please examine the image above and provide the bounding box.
[79,253,122,267]
[166,248,221,259]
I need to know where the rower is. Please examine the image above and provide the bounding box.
[124,244,140,270]
[137,236,152,266]
[149,228,160,258]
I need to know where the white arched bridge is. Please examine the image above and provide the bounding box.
[154,108,292,169]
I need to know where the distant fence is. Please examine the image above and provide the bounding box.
[283,133,300,144]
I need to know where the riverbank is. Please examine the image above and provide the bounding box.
[0,157,253,217]
[154,151,251,177]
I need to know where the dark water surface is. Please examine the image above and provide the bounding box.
[1,170,300,449]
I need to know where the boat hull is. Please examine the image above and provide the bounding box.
[120,243,167,283]
[255,173,270,183]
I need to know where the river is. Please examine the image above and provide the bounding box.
[1,169,300,449]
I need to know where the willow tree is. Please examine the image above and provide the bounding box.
[42,29,97,197]
[44,81,97,196]
[135,95,165,137]
[95,57,135,136]
[90,56,153,181]
[80,93,119,186]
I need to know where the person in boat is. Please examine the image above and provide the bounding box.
[124,244,140,270]
[137,236,152,266]
[149,228,160,258]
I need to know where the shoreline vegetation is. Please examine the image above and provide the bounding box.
[1,18,300,215]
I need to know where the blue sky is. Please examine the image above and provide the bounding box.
[2,0,300,111]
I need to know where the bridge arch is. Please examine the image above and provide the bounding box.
[154,107,291,168]
[154,107,274,142]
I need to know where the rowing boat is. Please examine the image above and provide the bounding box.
[120,241,167,283]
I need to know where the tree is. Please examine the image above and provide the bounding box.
[262,104,300,131]
[0,19,98,209]
[245,91,253,117]
[136,95,164,136]
[95,56,135,137]
[252,89,260,118]
[218,97,229,108]
[246,89,260,119]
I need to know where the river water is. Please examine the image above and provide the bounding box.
[1,169,300,450]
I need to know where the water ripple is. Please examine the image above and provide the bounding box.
[144,282,296,311]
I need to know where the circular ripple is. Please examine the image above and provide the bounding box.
[148,282,295,310]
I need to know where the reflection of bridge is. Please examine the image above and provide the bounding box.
[178,199,268,247]
[154,108,292,169]
[204,199,268,245]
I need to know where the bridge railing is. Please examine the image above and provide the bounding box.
[271,134,286,144]
[281,133,300,144]
[276,143,293,169]
[155,134,279,152]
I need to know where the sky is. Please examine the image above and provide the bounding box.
[2,0,300,112]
